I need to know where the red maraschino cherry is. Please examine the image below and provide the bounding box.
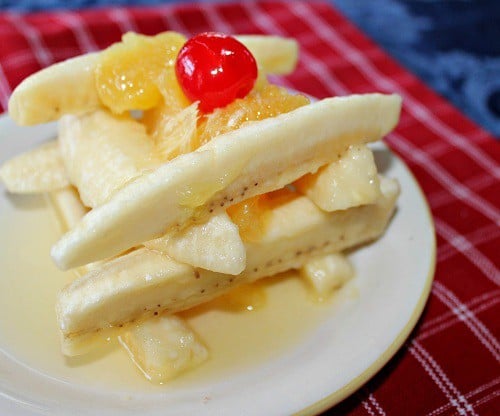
[175,32,258,113]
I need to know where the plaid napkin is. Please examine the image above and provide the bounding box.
[0,1,499,415]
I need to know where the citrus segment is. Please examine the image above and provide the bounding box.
[95,32,186,113]
[227,194,270,242]
[196,84,310,149]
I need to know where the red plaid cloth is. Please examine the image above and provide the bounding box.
[0,1,499,415]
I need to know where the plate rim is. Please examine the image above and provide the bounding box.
[297,160,436,415]
[0,113,436,415]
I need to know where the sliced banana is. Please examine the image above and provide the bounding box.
[56,177,399,352]
[300,253,354,297]
[47,187,89,234]
[58,110,160,208]
[0,140,69,193]
[9,53,100,126]
[51,94,402,270]
[145,212,246,275]
[149,102,199,161]
[295,144,380,211]
[9,34,299,125]
[119,314,208,383]
[236,35,298,75]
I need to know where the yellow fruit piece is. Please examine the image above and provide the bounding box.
[227,194,269,242]
[300,253,354,299]
[227,188,296,242]
[95,31,186,113]
[155,68,191,113]
[119,314,208,383]
[196,84,310,149]
[144,102,199,162]
[144,81,308,164]
[0,140,70,193]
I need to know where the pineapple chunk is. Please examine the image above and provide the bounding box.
[300,253,354,297]
[118,315,208,383]
[146,102,198,161]
[0,140,69,193]
[58,110,159,208]
[295,144,380,211]
[145,212,246,275]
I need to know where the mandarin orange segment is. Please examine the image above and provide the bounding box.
[141,70,191,137]
[227,194,270,242]
[95,32,186,113]
[195,84,310,149]
[227,187,299,242]
[155,68,191,114]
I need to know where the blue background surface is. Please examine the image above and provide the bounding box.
[0,0,499,138]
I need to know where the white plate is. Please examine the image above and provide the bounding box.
[0,114,435,415]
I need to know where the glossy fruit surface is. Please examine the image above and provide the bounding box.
[175,32,258,112]
[196,84,310,147]
[96,32,186,113]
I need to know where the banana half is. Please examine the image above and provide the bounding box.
[51,93,402,269]
[57,177,399,355]
[8,35,298,126]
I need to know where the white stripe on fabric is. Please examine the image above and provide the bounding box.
[361,399,378,416]
[107,8,139,34]
[438,223,500,262]
[433,282,500,361]
[429,173,498,210]
[418,294,499,341]
[367,393,387,416]
[199,2,234,34]
[410,340,477,416]
[0,64,12,110]
[421,289,500,331]
[434,219,500,285]
[470,389,500,410]
[5,13,53,67]
[426,376,500,416]
[387,132,500,226]
[289,2,500,180]
[54,12,99,53]
[241,2,348,96]
[160,6,189,34]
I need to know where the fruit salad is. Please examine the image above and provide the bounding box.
[0,31,402,383]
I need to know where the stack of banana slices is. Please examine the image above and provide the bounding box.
[0,33,402,383]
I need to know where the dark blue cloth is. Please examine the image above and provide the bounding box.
[0,0,498,138]
[332,0,500,138]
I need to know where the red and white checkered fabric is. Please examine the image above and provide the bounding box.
[0,1,498,415]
